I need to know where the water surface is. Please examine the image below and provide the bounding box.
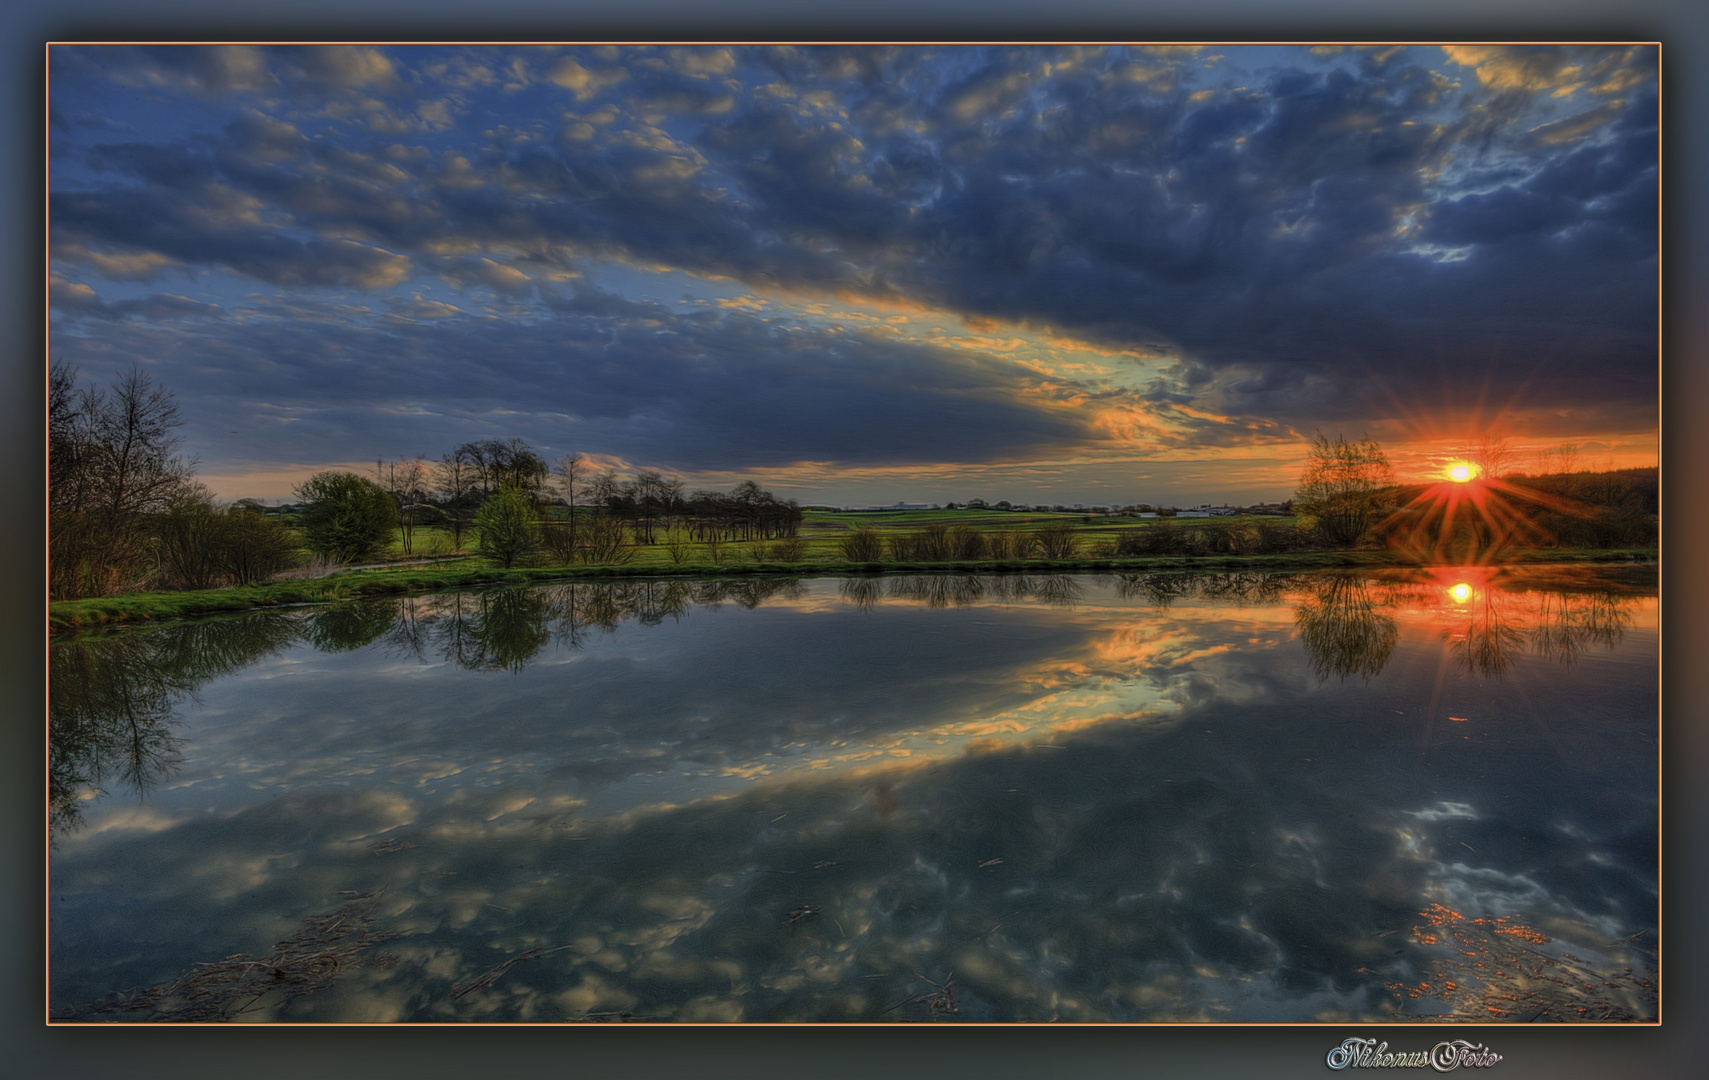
[50,567,1658,1022]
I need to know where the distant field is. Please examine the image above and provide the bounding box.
[357,512,1301,569]
[54,509,1650,634]
[333,512,1292,570]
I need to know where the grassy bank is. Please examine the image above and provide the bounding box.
[49,545,1657,635]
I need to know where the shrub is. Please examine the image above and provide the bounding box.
[1253,521,1314,553]
[840,525,883,562]
[767,535,805,562]
[219,505,300,584]
[946,525,985,560]
[1113,522,1197,557]
[985,529,1037,560]
[579,512,636,565]
[151,487,227,589]
[294,471,396,564]
[664,525,695,564]
[1035,523,1079,559]
[476,484,543,569]
[152,490,300,588]
[539,519,578,565]
[1294,432,1395,547]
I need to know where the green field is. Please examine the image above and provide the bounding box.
[49,506,1655,636]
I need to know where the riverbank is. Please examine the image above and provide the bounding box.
[48,547,1657,635]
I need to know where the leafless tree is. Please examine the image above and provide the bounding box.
[377,456,430,557]
[1294,432,1395,547]
[434,454,478,552]
[49,364,196,598]
[551,453,586,554]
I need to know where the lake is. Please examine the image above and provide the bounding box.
[49,566,1658,1023]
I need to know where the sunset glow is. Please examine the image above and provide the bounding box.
[46,44,1659,505]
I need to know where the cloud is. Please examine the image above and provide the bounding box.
[49,282,1097,473]
[48,44,1658,487]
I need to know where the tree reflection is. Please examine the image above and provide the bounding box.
[839,577,885,610]
[303,597,399,652]
[49,614,300,839]
[1113,572,1290,608]
[1294,575,1399,683]
[384,579,814,671]
[1448,592,1527,678]
[1530,590,1631,665]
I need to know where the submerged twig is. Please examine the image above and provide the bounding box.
[58,889,397,1022]
[451,946,547,1000]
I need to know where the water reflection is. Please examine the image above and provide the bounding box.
[1397,568,1636,680]
[49,614,298,839]
[1295,576,1398,683]
[49,569,1657,1022]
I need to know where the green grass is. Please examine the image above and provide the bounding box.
[49,532,1656,636]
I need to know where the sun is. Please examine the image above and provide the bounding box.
[1446,462,1477,483]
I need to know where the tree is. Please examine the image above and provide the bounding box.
[548,453,587,560]
[475,483,542,569]
[293,472,396,564]
[1294,432,1395,547]
[377,456,430,557]
[434,454,478,551]
[49,363,197,598]
[1471,433,1514,480]
[453,437,548,500]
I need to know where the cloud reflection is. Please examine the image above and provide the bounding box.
[51,568,1656,1021]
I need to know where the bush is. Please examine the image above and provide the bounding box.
[152,488,226,589]
[946,525,985,560]
[152,490,300,588]
[1253,521,1315,553]
[294,471,396,564]
[1294,432,1395,547]
[767,535,805,562]
[840,526,883,562]
[1113,521,1198,557]
[1035,523,1079,559]
[579,512,636,565]
[664,525,695,564]
[219,505,300,584]
[539,519,578,565]
[476,484,543,569]
[985,529,1038,560]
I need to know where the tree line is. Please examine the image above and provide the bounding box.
[1290,431,1658,554]
[50,364,299,599]
[49,365,802,598]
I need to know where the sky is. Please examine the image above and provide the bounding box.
[47,43,1659,506]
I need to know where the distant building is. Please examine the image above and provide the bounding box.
[852,502,931,512]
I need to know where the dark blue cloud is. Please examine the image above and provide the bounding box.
[50,284,1094,473]
[49,44,1658,480]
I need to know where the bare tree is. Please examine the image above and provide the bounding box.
[1471,434,1515,480]
[1531,441,1582,477]
[377,456,430,557]
[49,364,196,598]
[551,453,586,554]
[1294,432,1395,547]
[434,454,478,552]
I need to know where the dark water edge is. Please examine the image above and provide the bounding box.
[49,567,1658,1022]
